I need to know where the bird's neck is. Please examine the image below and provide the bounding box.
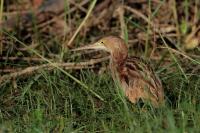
[112,49,127,62]
[110,52,127,72]
[109,54,126,86]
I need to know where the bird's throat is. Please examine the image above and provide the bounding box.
[110,54,127,74]
[111,51,127,68]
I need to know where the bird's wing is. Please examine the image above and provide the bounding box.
[122,57,163,101]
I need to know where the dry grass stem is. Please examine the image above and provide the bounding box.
[66,0,97,48]
[116,6,126,39]
[0,56,109,84]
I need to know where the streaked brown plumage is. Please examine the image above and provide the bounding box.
[74,36,164,107]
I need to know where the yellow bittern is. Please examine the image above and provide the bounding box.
[74,36,164,107]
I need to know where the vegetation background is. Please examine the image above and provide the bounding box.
[0,0,200,132]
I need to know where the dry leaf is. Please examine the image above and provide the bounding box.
[184,36,199,50]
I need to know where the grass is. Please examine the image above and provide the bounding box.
[0,59,200,132]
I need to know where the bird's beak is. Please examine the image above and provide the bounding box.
[71,42,106,52]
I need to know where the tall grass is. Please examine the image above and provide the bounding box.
[0,60,200,132]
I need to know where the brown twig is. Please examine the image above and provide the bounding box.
[0,56,109,84]
[0,68,18,73]
[159,46,200,65]
[0,56,50,62]
[123,5,176,35]
[115,6,126,39]
[69,0,87,13]
[123,5,154,27]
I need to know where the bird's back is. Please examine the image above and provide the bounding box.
[118,56,164,106]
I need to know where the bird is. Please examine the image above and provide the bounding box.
[73,36,164,107]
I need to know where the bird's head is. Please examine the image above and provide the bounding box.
[73,36,128,63]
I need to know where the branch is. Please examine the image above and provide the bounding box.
[0,56,109,84]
